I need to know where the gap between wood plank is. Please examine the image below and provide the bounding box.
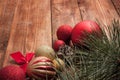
[51,0,82,44]
[0,0,18,68]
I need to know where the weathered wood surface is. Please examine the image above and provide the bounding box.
[0,0,119,67]
[0,0,18,67]
[111,0,120,16]
[78,0,119,26]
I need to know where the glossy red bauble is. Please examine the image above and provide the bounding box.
[57,25,72,43]
[0,65,26,80]
[71,20,101,45]
[53,40,65,51]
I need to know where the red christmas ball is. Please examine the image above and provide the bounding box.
[57,25,72,43]
[0,65,26,80]
[27,56,56,79]
[71,20,101,45]
[53,40,65,51]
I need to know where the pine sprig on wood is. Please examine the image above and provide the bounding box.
[57,20,120,80]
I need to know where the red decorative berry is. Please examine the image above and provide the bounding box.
[0,65,26,80]
[71,20,101,45]
[27,56,56,79]
[57,25,72,43]
[53,40,65,51]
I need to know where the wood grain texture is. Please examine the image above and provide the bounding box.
[51,0,82,43]
[0,0,7,16]
[2,0,52,67]
[0,0,17,68]
[0,0,119,67]
[111,0,120,16]
[78,0,119,26]
[98,0,119,24]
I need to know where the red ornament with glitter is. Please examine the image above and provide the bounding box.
[0,65,26,80]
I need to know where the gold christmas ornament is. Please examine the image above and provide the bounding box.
[35,45,56,60]
[53,58,65,71]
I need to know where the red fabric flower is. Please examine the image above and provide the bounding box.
[10,51,34,73]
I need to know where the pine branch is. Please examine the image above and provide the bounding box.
[57,20,120,80]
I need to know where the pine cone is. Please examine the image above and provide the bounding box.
[58,45,73,56]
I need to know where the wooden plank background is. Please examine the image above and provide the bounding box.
[0,0,120,68]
